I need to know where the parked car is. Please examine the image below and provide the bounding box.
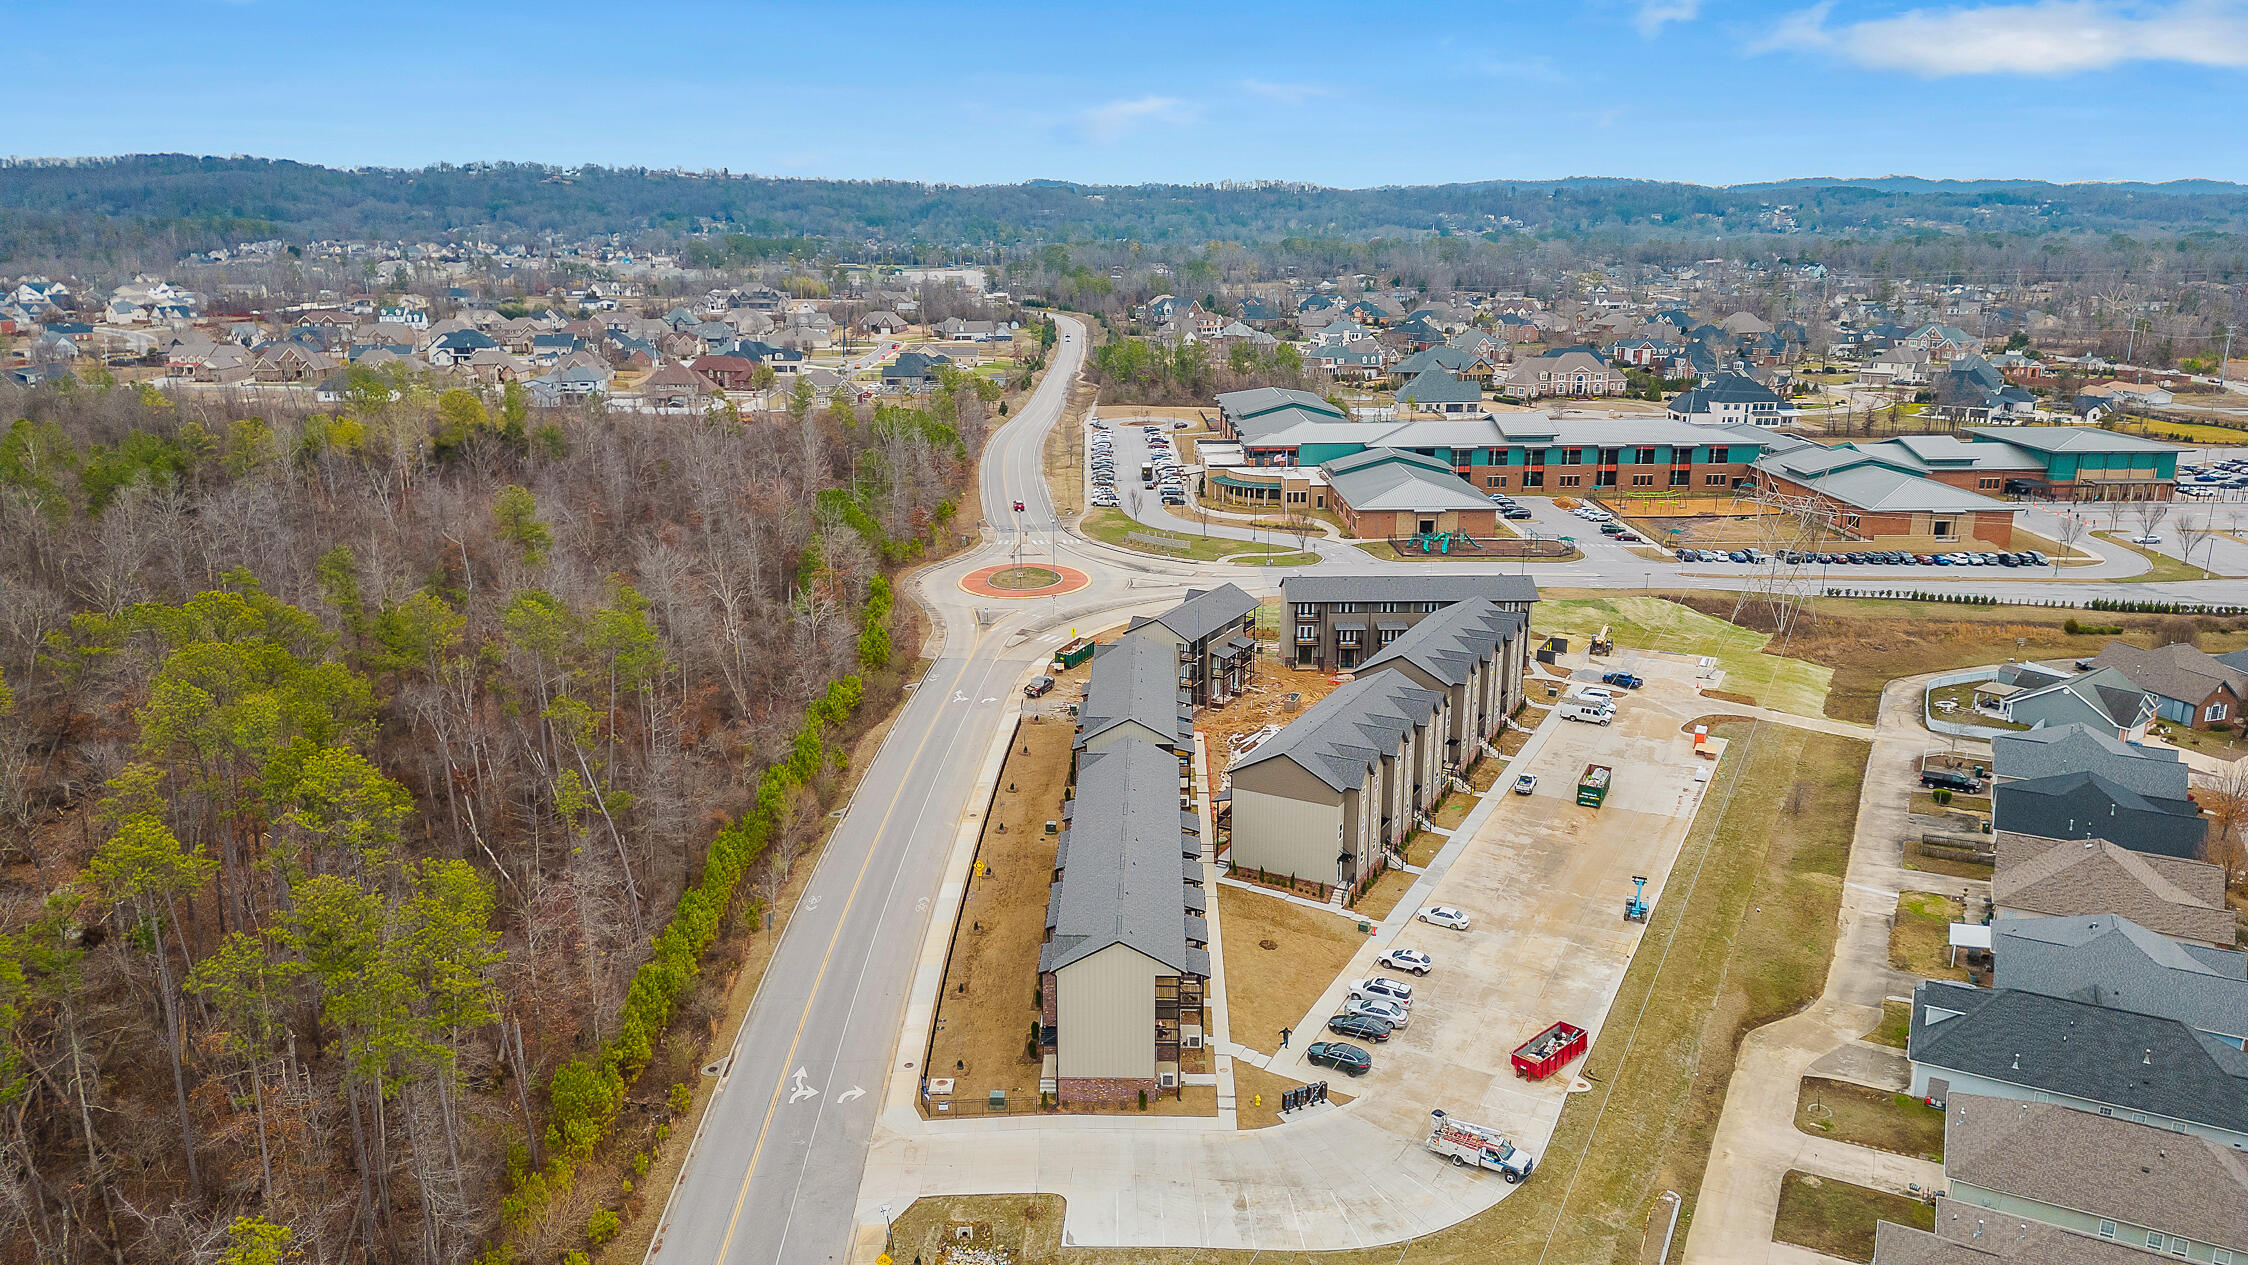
[1377,947,1434,975]
[1575,686,1617,703]
[1326,1013,1393,1042]
[2131,533,2163,546]
[1600,672,1643,689]
[1920,768,1985,793]
[1305,1041,1371,1076]
[1348,977,1415,1006]
[1344,996,1410,1029]
[1503,508,1533,520]
[1513,773,1538,795]
[1418,905,1471,931]
[1024,675,1055,698]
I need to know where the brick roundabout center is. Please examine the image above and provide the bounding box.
[958,563,1091,599]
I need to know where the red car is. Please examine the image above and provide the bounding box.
[1012,500,1026,512]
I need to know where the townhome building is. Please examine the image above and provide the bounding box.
[1282,573,1539,673]
[1118,584,1261,709]
[2090,642,2247,730]
[1991,832,2236,949]
[1352,596,1529,762]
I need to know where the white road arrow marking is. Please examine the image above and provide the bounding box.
[951,690,969,703]
[789,1068,819,1104]
[836,1086,866,1104]
[980,696,999,704]
[916,896,930,912]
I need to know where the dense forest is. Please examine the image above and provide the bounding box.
[7,156,2248,276]
[0,371,995,1263]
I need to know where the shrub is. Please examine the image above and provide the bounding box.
[1138,1089,1148,1110]
[669,1082,692,1115]
[587,1208,621,1247]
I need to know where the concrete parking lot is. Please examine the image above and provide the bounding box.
[1266,653,1729,1173]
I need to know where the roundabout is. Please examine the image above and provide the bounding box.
[957,562,1091,599]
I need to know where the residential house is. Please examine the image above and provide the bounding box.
[1931,355,2038,424]
[860,310,909,336]
[1118,584,1261,709]
[2089,642,2247,731]
[5,363,72,388]
[1865,346,1933,386]
[1309,339,1388,381]
[1991,832,2235,950]
[426,328,500,368]
[1989,723,2189,801]
[1905,323,1985,361]
[1500,347,1626,400]
[1037,738,1206,1105]
[690,354,765,392]
[1874,1197,2180,1263]
[1666,373,1793,427]
[1907,980,2248,1150]
[1935,1094,2248,1260]
[1994,914,2248,1047]
[1282,573,1539,673]
[1994,771,2207,861]
[1227,673,1445,891]
[524,363,613,407]
[1389,345,1492,384]
[882,351,949,386]
[1998,666,2158,741]
[1393,369,1484,415]
[1071,638,1191,763]
[1354,596,1528,763]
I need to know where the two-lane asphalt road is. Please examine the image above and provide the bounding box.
[645,317,1136,1265]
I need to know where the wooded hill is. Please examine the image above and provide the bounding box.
[0,372,997,1264]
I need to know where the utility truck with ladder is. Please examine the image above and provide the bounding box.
[1424,1110,1536,1182]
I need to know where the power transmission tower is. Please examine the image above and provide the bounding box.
[1728,484,1840,640]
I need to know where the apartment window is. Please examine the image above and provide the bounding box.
[1557,475,1582,488]
[1631,474,1654,487]
[1704,473,1728,486]
[1379,628,1402,646]
[2211,1247,2231,1264]
[1486,474,1507,488]
[2099,1222,2117,1240]
[2147,1233,2165,1252]
[1337,629,1361,647]
[1295,624,1319,644]
[1294,604,1316,619]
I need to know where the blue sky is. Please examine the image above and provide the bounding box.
[9,0,2248,185]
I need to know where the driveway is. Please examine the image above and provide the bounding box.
[1680,670,1952,1265]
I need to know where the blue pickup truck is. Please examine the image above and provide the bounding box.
[1599,671,1644,689]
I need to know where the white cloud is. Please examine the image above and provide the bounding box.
[1633,0,1703,35]
[1075,96,1196,143]
[1757,0,2248,74]
[1240,79,1330,104]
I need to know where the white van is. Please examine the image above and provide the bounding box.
[1559,700,1614,725]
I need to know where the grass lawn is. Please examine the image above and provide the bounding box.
[2153,723,2248,761]
[1352,866,1418,921]
[1432,789,1481,829]
[1404,828,1446,868]
[1360,539,1583,563]
[1217,884,1368,1057]
[1889,892,1969,982]
[1080,507,1293,562]
[1538,595,1834,718]
[924,714,1077,1116]
[1231,1062,1356,1131]
[1232,550,1319,566]
[1909,791,1991,818]
[1863,999,1913,1049]
[1924,682,2029,731]
[1796,1077,1946,1161]
[1669,593,2248,726]
[889,719,1867,1265]
[1903,839,1995,882]
[1773,1171,1934,1264]
[2094,532,2208,583]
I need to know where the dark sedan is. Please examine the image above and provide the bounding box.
[1305,1041,1372,1075]
[1326,1013,1393,1042]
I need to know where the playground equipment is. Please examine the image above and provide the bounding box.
[1625,875,1651,922]
[1409,531,1479,554]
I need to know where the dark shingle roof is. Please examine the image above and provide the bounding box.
[1230,674,1440,792]
[1994,914,2248,1041]
[1039,738,1200,976]
[1074,638,1189,753]
[1908,981,2248,1133]
[1132,584,1260,646]
[1282,573,1540,607]
[1989,723,2186,800]
[1356,597,1525,688]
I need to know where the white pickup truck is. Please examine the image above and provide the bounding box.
[1424,1110,1535,1182]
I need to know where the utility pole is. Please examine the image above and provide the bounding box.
[2221,324,2234,391]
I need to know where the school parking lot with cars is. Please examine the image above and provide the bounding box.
[1262,652,1730,1176]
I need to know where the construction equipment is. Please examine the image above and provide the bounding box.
[1576,763,1614,805]
[1424,1110,1536,1182]
[1625,875,1650,922]
[1590,624,1614,656]
[1511,1022,1589,1081]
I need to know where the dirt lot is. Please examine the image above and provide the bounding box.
[1203,659,1347,770]
[1216,883,1369,1056]
[924,713,1077,1115]
[1231,1062,1356,1131]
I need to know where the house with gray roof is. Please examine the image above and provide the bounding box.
[1874,1196,2177,1264]
[1935,1094,2248,1260]
[2090,641,2248,731]
[1394,369,1484,415]
[1356,596,1528,757]
[1907,980,2248,1150]
[1120,584,1260,709]
[1999,666,2157,742]
[1072,638,1190,761]
[1227,674,1444,894]
[1989,723,2188,801]
[1038,738,1207,1103]
[1666,373,1792,427]
[1994,914,2247,1046]
[1994,770,2207,860]
[1390,345,1490,383]
[1992,832,2236,949]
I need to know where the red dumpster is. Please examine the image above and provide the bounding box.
[1511,1021,1588,1081]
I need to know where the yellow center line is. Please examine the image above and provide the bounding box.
[710,652,978,1263]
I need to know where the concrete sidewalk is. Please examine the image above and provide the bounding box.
[1681,670,1948,1265]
